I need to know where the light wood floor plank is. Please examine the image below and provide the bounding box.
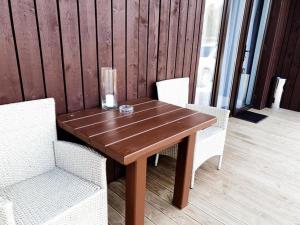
[108,108,300,225]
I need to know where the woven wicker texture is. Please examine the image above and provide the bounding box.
[155,78,230,188]
[0,168,106,225]
[161,105,230,161]
[0,197,16,225]
[54,141,107,189]
[186,104,230,130]
[0,99,57,187]
[0,98,108,225]
[160,144,178,159]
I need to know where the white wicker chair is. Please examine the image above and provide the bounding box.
[0,98,108,225]
[155,78,230,188]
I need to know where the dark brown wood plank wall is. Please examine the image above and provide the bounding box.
[113,0,126,101]
[59,0,84,112]
[0,0,23,104]
[36,0,66,114]
[253,0,300,112]
[174,0,189,78]
[138,0,149,98]
[147,0,160,97]
[166,0,180,79]
[157,0,170,81]
[11,0,45,101]
[0,0,205,112]
[127,0,139,99]
[78,0,99,109]
[277,0,300,111]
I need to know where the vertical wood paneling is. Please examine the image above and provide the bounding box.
[280,0,300,110]
[276,0,297,77]
[289,66,300,110]
[0,0,23,104]
[59,0,83,112]
[147,0,160,97]
[174,0,189,78]
[269,1,290,109]
[97,0,113,68]
[11,0,45,100]
[138,0,149,98]
[264,0,300,112]
[113,0,126,101]
[1,0,206,112]
[0,0,204,180]
[190,0,205,103]
[182,0,197,78]
[166,0,180,79]
[127,0,139,99]
[253,0,290,109]
[78,0,99,108]
[279,1,299,78]
[36,0,66,114]
[97,0,112,104]
[286,28,300,110]
[157,0,171,81]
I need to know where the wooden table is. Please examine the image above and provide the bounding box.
[57,98,216,225]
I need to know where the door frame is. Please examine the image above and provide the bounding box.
[228,0,254,115]
[210,0,254,112]
[210,0,230,106]
[210,0,273,116]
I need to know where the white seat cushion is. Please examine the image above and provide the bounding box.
[197,126,224,141]
[0,167,103,225]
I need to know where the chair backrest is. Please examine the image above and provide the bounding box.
[156,78,189,107]
[0,98,57,187]
[187,104,230,130]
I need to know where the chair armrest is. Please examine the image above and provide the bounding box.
[54,141,107,189]
[0,197,16,225]
[186,104,230,130]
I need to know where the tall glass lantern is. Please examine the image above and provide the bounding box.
[101,68,118,109]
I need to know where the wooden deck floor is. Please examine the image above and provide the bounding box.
[108,108,300,225]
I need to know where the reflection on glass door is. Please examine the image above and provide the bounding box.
[217,0,247,109]
[235,0,271,110]
[194,0,225,106]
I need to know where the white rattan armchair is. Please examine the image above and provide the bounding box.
[155,78,230,188]
[0,98,108,225]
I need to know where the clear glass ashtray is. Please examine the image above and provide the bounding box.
[119,105,134,114]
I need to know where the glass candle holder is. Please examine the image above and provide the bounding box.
[101,68,118,109]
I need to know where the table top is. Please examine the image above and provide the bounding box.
[57,98,216,165]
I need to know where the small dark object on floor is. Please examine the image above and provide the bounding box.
[235,111,268,123]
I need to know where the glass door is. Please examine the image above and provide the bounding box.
[235,0,271,111]
[216,0,247,109]
[195,0,271,112]
[194,0,225,106]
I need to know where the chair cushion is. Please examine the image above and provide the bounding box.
[197,126,224,141]
[0,167,102,225]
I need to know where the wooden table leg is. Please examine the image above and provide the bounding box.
[126,158,147,225]
[173,134,196,208]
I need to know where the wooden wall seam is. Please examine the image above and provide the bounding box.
[253,0,300,112]
[10,0,45,101]
[33,0,47,99]
[0,0,205,111]
[166,0,180,80]
[138,0,149,98]
[56,0,69,113]
[174,0,189,78]
[0,0,23,104]
[76,0,86,110]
